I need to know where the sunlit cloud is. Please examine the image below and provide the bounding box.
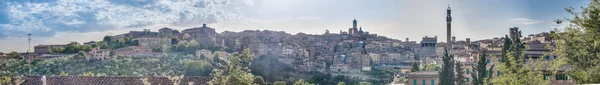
[511,18,543,25]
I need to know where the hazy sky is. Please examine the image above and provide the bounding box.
[0,0,589,52]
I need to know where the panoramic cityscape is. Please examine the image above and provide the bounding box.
[0,0,599,85]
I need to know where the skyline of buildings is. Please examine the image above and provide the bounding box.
[0,0,588,52]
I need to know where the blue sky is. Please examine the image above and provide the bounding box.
[0,0,589,52]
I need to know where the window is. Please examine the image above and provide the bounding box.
[545,56,550,60]
[466,69,470,74]
[414,80,417,85]
[431,79,435,85]
[554,56,557,59]
[544,74,551,80]
[486,59,490,64]
[466,78,469,82]
[556,74,569,80]
[422,80,426,85]
[497,71,500,76]
[498,59,501,62]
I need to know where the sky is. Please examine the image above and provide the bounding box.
[0,0,589,52]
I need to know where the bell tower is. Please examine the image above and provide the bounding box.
[446,6,452,43]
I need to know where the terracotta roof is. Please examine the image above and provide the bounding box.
[17,76,211,85]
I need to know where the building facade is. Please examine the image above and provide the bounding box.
[407,71,439,85]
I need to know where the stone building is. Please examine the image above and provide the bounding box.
[196,49,213,57]
[133,36,172,47]
[114,46,159,56]
[34,44,67,54]
[182,23,217,45]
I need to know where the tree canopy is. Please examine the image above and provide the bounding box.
[552,0,600,83]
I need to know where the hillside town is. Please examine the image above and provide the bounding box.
[0,6,577,85]
[5,0,600,84]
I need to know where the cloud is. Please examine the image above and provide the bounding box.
[0,0,251,39]
[511,18,543,25]
[249,16,322,23]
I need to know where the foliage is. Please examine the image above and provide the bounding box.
[171,39,222,54]
[254,76,266,85]
[359,82,372,85]
[251,55,296,82]
[420,64,440,71]
[337,82,345,85]
[103,36,112,42]
[293,79,314,85]
[59,71,68,76]
[411,62,419,72]
[81,72,96,77]
[140,78,151,85]
[184,60,213,76]
[167,75,184,85]
[273,81,286,85]
[208,49,256,85]
[471,50,491,85]
[454,61,465,85]
[551,0,600,83]
[365,68,394,78]
[0,53,215,77]
[439,49,455,85]
[54,42,92,53]
[4,51,22,59]
[491,28,549,85]
[0,76,12,85]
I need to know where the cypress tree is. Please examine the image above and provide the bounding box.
[439,49,455,85]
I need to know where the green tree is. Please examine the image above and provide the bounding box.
[60,71,69,76]
[7,51,21,59]
[337,82,345,85]
[184,60,213,76]
[551,0,600,83]
[273,81,286,85]
[82,72,95,77]
[421,64,440,71]
[143,29,151,35]
[491,28,548,85]
[454,61,465,85]
[254,76,266,85]
[293,79,314,85]
[358,82,372,85]
[208,69,226,85]
[411,62,419,72]
[439,49,455,85]
[471,50,490,85]
[209,49,256,85]
[103,36,112,42]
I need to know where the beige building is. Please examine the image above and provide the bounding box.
[213,51,230,60]
[407,71,439,85]
[330,64,349,73]
[114,46,159,56]
[88,47,111,60]
[133,36,172,47]
[196,49,213,57]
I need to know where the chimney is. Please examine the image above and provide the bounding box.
[406,38,409,42]
[42,76,46,85]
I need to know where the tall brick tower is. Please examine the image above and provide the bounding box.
[446,6,452,43]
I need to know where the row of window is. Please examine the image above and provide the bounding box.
[413,79,435,85]
[544,74,569,80]
[483,55,559,64]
